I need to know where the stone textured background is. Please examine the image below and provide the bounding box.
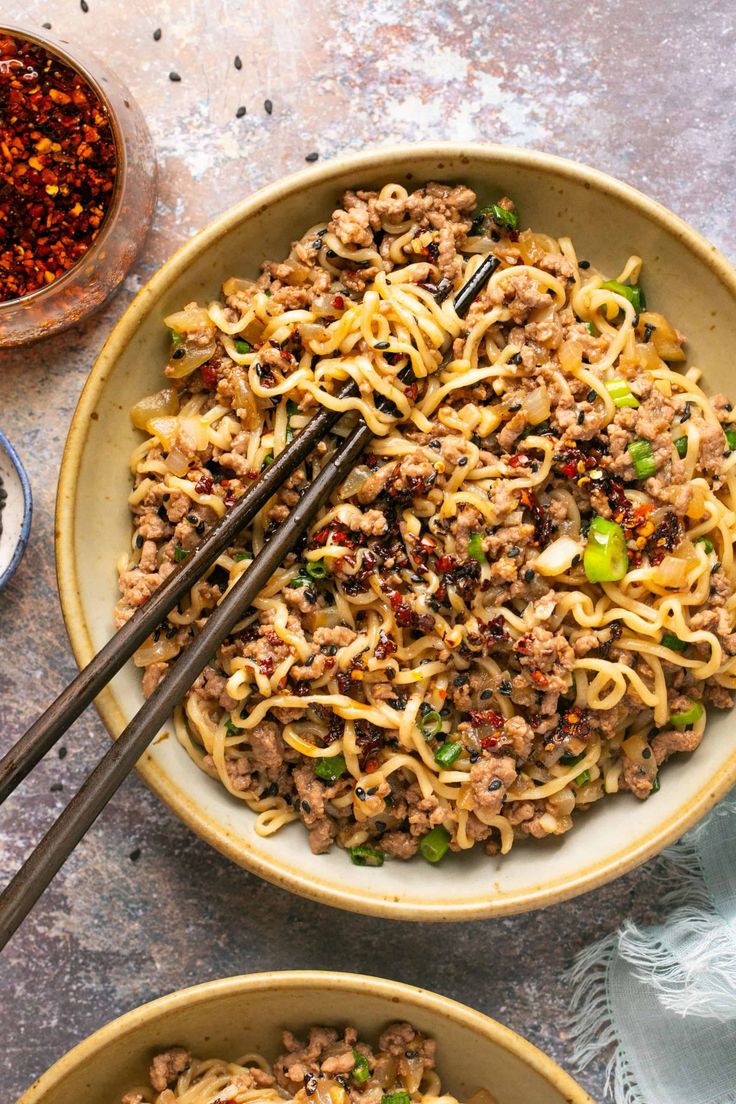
[1,1,734,1101]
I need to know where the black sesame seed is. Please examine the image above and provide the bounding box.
[234,55,242,69]
[42,22,52,28]
[577,410,586,425]
[642,747,652,759]
[488,779,503,791]
[80,0,89,11]
[587,389,597,403]
[236,105,246,118]
[264,98,273,114]
[429,439,441,450]
[499,679,513,696]
[480,689,493,700]
[375,340,390,350]
[301,799,312,814]
[58,746,67,759]
[524,568,535,583]
[153,27,162,40]
[305,151,319,162]
[507,546,520,558]
[50,782,63,793]
[579,260,590,269]
[169,71,181,82]
[509,353,523,365]
[129,847,141,862]
[458,456,468,466]
[135,534,144,548]
[469,751,481,763]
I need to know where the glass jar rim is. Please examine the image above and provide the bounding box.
[0,24,128,309]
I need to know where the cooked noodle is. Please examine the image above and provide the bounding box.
[116,181,736,863]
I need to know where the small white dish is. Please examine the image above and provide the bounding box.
[0,431,32,591]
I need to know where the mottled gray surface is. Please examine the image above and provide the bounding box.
[1,1,734,1101]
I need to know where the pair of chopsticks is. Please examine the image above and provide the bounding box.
[0,252,500,948]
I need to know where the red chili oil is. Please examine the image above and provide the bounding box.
[0,33,118,303]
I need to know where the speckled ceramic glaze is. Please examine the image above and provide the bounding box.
[16,971,593,1104]
[0,430,32,591]
[56,143,736,920]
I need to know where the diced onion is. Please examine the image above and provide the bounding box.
[621,733,650,764]
[517,229,559,265]
[147,416,179,450]
[133,635,180,667]
[525,383,550,425]
[637,311,686,363]
[533,535,582,576]
[559,339,582,373]
[166,344,216,379]
[340,465,370,499]
[686,483,706,520]
[653,555,690,588]
[223,276,256,296]
[130,388,179,430]
[232,372,260,430]
[164,446,190,476]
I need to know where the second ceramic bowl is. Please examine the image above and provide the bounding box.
[17,971,592,1104]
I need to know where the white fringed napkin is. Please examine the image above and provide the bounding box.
[568,791,736,1103]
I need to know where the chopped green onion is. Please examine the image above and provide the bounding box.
[583,516,629,583]
[670,699,704,728]
[520,419,549,439]
[173,546,189,563]
[315,753,346,782]
[605,379,640,409]
[168,327,183,346]
[661,631,688,653]
[674,435,689,458]
[233,551,250,562]
[560,751,586,766]
[419,825,451,864]
[601,279,646,314]
[382,1094,410,1104]
[233,337,252,354]
[490,203,519,231]
[260,453,274,470]
[349,845,384,867]
[726,429,736,452]
[467,533,487,563]
[434,741,462,768]
[627,438,657,480]
[419,710,443,739]
[352,1051,371,1083]
[651,774,661,794]
[695,536,714,554]
[225,719,240,737]
[286,399,299,443]
[288,576,310,589]
[305,560,328,579]
[586,321,597,336]
[575,769,591,786]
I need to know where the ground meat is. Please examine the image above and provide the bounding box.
[141,661,168,697]
[149,1048,191,1092]
[313,625,358,648]
[698,423,728,477]
[248,721,286,774]
[357,451,434,503]
[705,683,735,709]
[453,505,484,558]
[606,386,681,484]
[468,754,517,812]
[621,754,658,799]
[308,817,336,854]
[497,408,528,451]
[652,726,703,766]
[380,830,419,859]
[192,666,239,712]
[329,201,373,247]
[488,272,550,323]
[333,503,388,535]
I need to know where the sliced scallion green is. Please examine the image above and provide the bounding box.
[352,1051,371,1083]
[601,279,646,314]
[286,399,299,443]
[173,546,189,563]
[305,560,328,579]
[419,825,451,864]
[168,327,183,346]
[419,710,443,739]
[605,379,640,409]
[583,517,629,583]
[232,551,250,562]
[467,533,487,563]
[560,751,586,766]
[224,719,240,737]
[670,699,704,728]
[575,769,591,786]
[490,203,519,231]
[233,337,252,354]
[434,741,462,768]
[349,845,384,867]
[674,435,689,458]
[695,536,714,554]
[661,631,688,653]
[315,753,346,782]
[627,438,657,480]
[260,453,274,470]
[726,428,736,452]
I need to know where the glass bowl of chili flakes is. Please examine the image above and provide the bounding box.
[0,26,157,345]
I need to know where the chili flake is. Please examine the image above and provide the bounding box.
[0,33,117,302]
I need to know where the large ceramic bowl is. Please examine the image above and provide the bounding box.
[16,971,592,1104]
[56,142,736,920]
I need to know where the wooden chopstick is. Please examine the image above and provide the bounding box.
[0,252,499,948]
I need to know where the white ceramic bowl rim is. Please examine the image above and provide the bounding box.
[0,429,32,591]
[55,141,736,920]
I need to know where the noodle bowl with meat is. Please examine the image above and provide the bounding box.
[115,181,736,866]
